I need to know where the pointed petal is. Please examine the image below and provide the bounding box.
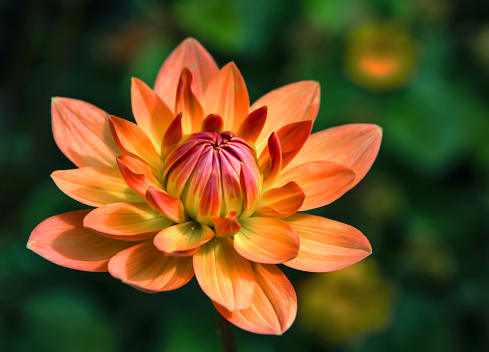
[131,77,174,150]
[284,124,383,188]
[283,213,372,272]
[52,167,141,207]
[27,210,131,272]
[154,221,214,256]
[212,211,241,237]
[262,133,282,190]
[251,81,320,154]
[204,62,249,130]
[117,155,162,197]
[51,97,119,167]
[275,161,356,210]
[240,163,260,217]
[109,115,161,168]
[234,217,299,264]
[254,181,305,218]
[214,263,297,335]
[193,237,255,311]
[236,106,267,144]
[155,38,219,108]
[108,241,194,292]
[175,68,205,134]
[161,113,183,158]
[83,202,171,241]
[201,113,224,133]
[145,186,188,223]
[259,120,312,169]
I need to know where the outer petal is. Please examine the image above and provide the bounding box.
[154,38,219,108]
[285,124,382,188]
[109,115,161,168]
[234,217,299,264]
[283,213,372,272]
[204,62,249,130]
[251,81,320,154]
[254,181,305,218]
[212,211,241,237]
[145,186,188,223]
[214,263,297,335]
[131,77,174,150]
[27,210,131,272]
[117,156,162,197]
[275,161,356,211]
[175,68,205,134]
[193,237,255,311]
[52,167,141,207]
[108,241,194,292]
[51,97,119,167]
[83,202,171,241]
[153,222,214,257]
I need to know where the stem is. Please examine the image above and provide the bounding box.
[216,312,237,352]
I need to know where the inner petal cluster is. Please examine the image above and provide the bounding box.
[162,131,260,226]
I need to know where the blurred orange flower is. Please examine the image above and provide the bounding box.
[27,38,382,335]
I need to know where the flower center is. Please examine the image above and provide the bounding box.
[162,131,260,226]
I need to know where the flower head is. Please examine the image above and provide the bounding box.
[27,38,382,335]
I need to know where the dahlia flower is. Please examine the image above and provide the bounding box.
[27,38,382,335]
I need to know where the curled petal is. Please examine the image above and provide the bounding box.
[234,217,299,264]
[131,77,174,150]
[154,222,214,257]
[175,68,205,134]
[212,211,241,237]
[283,213,372,272]
[254,181,305,218]
[284,124,383,188]
[109,241,194,292]
[155,38,219,108]
[261,133,282,190]
[51,97,119,167]
[251,81,320,154]
[109,115,161,168]
[201,113,224,133]
[214,263,297,335]
[204,62,249,130]
[236,106,267,144]
[240,163,260,217]
[83,202,171,241]
[275,161,356,210]
[117,155,162,197]
[146,186,188,223]
[27,210,131,272]
[161,113,183,158]
[193,237,255,311]
[52,167,141,207]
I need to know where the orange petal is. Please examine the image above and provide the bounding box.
[131,77,174,150]
[117,155,162,197]
[27,210,131,272]
[161,112,183,158]
[203,62,249,130]
[193,237,255,311]
[254,181,305,218]
[52,167,141,207]
[153,221,214,256]
[154,38,219,109]
[258,120,312,169]
[261,132,282,190]
[83,202,171,241]
[214,263,297,335]
[109,115,161,168]
[108,241,194,292]
[212,211,241,237]
[236,106,267,144]
[283,213,372,272]
[175,68,205,134]
[275,161,356,210]
[145,186,188,223]
[284,124,382,188]
[234,217,299,264]
[201,113,224,133]
[251,81,320,154]
[51,97,119,167]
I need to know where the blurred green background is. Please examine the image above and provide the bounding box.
[1,0,488,351]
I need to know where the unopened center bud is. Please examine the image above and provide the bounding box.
[162,131,260,226]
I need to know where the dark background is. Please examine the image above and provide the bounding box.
[1,0,488,351]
